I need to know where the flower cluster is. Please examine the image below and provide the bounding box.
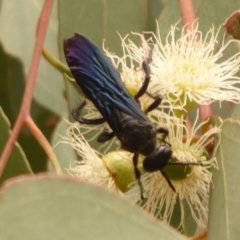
[107,23,240,109]
[64,22,240,229]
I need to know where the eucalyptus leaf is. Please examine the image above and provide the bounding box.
[208,119,240,240]
[0,107,33,185]
[231,104,240,120]
[158,0,240,35]
[59,0,149,57]
[0,0,68,115]
[0,175,188,240]
[50,117,77,173]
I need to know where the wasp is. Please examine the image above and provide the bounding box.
[64,34,200,199]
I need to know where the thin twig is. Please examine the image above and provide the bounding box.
[178,0,197,29]
[25,116,62,173]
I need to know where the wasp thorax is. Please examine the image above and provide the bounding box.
[120,117,157,154]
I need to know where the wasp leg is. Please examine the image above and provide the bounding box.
[134,43,154,102]
[156,127,169,145]
[144,95,162,114]
[133,153,145,200]
[133,44,163,114]
[72,101,105,124]
[160,170,176,192]
[97,131,115,142]
[134,61,150,102]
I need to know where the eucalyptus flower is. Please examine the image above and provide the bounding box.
[66,122,117,190]
[105,23,240,110]
[63,23,227,229]
[127,113,222,228]
[66,122,135,193]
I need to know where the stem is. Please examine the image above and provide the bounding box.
[42,46,80,92]
[25,116,62,173]
[178,0,197,29]
[199,103,214,123]
[178,0,214,123]
[42,46,72,77]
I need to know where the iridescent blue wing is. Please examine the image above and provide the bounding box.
[64,34,148,133]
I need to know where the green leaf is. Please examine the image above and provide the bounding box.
[0,175,188,240]
[50,118,77,173]
[0,107,33,184]
[0,0,67,115]
[193,0,240,34]
[35,0,68,115]
[59,0,148,56]
[208,119,240,240]
[144,0,164,31]
[0,0,40,71]
[231,104,240,120]
[182,200,199,236]
[0,41,26,123]
[158,0,240,35]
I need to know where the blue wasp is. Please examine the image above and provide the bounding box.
[64,34,199,199]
